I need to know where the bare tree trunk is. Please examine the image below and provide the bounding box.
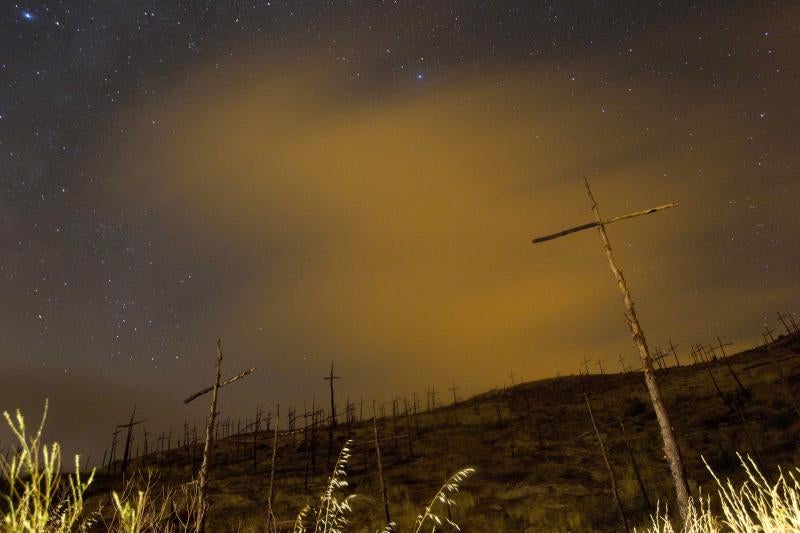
[585,394,629,533]
[584,177,691,520]
[619,418,652,511]
[197,339,224,532]
[267,404,280,533]
[373,401,391,529]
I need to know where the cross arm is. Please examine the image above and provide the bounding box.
[184,367,257,404]
[531,203,678,244]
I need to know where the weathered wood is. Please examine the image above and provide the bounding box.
[619,418,651,512]
[372,401,391,528]
[449,384,459,406]
[716,337,749,399]
[107,426,120,475]
[532,202,678,244]
[532,178,690,519]
[668,339,681,368]
[196,339,223,532]
[324,362,341,469]
[117,407,145,475]
[183,366,257,404]
[266,404,280,533]
[585,394,629,532]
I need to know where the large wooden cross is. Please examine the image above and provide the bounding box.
[184,339,257,532]
[531,177,690,519]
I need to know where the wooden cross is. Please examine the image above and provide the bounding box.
[714,336,734,358]
[581,355,592,376]
[531,177,690,518]
[596,360,605,375]
[693,343,708,364]
[776,311,794,336]
[509,371,516,387]
[107,425,121,475]
[287,407,297,446]
[184,339,257,532]
[668,339,681,368]
[157,431,166,457]
[688,345,698,364]
[716,336,749,398]
[653,349,668,371]
[789,313,799,333]
[117,406,146,474]
[705,344,719,361]
[449,384,459,405]
[618,354,629,373]
[142,427,149,457]
[763,324,776,343]
[324,361,341,429]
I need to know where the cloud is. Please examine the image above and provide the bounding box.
[99,44,799,409]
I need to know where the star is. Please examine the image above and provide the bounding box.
[416,72,425,81]
[21,10,35,21]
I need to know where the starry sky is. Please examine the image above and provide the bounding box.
[1,1,799,461]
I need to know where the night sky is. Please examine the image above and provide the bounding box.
[1,2,798,461]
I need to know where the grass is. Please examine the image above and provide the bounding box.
[1,406,475,532]
[0,401,94,532]
[642,455,800,532]
[5,404,799,532]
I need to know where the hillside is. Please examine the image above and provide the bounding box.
[87,334,800,531]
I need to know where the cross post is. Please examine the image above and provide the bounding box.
[531,177,690,518]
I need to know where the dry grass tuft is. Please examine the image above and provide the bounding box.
[642,455,800,532]
[1,401,95,532]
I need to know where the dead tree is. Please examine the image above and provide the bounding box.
[391,398,400,453]
[706,365,737,415]
[403,399,414,458]
[668,339,681,368]
[310,399,319,476]
[303,404,312,489]
[716,336,749,399]
[324,362,341,468]
[585,394,629,532]
[287,407,297,448]
[107,426,120,475]
[372,401,391,528]
[764,343,800,418]
[777,311,798,336]
[582,355,592,377]
[184,339,256,532]
[118,407,145,476]
[267,404,280,533]
[619,418,652,512]
[532,178,690,519]
[494,394,503,425]
[653,349,668,372]
[763,324,776,343]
